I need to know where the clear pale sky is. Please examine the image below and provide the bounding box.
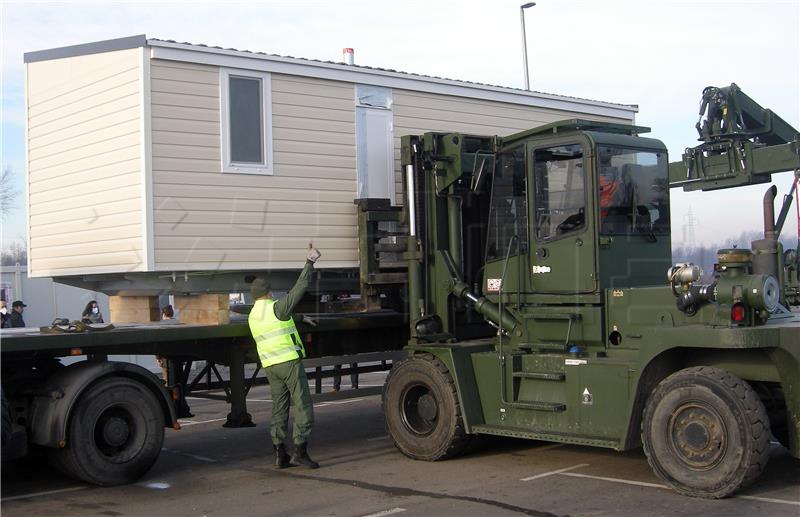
[1,0,798,250]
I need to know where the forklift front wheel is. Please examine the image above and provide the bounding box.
[642,366,770,498]
[383,353,471,461]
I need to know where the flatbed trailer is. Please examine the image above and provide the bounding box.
[1,310,406,486]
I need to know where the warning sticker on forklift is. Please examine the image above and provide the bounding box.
[565,359,588,365]
[487,278,502,292]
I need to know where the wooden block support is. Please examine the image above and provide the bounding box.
[109,296,160,323]
[174,294,230,325]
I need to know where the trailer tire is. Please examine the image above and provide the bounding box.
[642,366,770,498]
[383,353,470,461]
[51,376,164,486]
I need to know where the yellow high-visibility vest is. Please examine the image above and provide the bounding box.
[248,299,305,368]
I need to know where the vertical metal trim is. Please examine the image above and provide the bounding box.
[406,164,417,236]
[140,47,155,271]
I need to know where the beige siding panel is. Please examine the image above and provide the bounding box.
[154,197,356,215]
[152,144,220,161]
[152,91,218,110]
[154,224,354,239]
[272,115,354,134]
[28,69,139,117]
[30,77,139,125]
[152,130,219,147]
[27,48,144,276]
[29,149,140,184]
[272,139,354,157]
[155,248,357,265]
[273,127,354,146]
[30,164,140,195]
[272,77,353,98]
[151,105,219,122]
[29,185,140,217]
[154,183,354,203]
[151,117,219,135]
[28,96,141,140]
[29,131,140,170]
[29,116,140,157]
[31,198,141,227]
[155,211,354,226]
[30,171,140,203]
[33,252,145,273]
[150,64,358,270]
[151,78,218,98]
[272,91,353,111]
[153,159,353,180]
[153,173,353,192]
[151,65,217,85]
[33,227,142,250]
[273,103,354,122]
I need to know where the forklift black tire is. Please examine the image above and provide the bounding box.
[51,376,164,486]
[642,366,770,498]
[383,353,470,461]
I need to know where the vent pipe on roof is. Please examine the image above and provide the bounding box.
[343,48,354,65]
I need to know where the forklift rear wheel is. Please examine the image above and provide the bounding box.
[51,376,165,486]
[642,366,770,498]
[383,353,471,461]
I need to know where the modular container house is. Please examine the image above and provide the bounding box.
[25,35,637,282]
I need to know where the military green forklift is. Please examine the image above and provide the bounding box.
[380,84,800,498]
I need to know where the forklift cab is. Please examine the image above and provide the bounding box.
[482,121,672,319]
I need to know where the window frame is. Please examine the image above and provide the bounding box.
[484,144,529,263]
[531,141,588,243]
[220,68,273,175]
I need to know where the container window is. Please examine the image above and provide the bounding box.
[221,69,273,174]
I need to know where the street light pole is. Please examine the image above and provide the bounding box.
[520,2,536,90]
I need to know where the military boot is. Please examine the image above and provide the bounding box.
[290,442,319,469]
[273,443,290,469]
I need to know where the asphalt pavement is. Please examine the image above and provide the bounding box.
[2,372,799,516]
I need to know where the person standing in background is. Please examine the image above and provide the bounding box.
[0,301,8,328]
[9,301,26,328]
[81,300,104,323]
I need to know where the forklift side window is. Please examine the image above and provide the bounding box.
[533,144,585,241]
[597,146,670,236]
[485,147,528,262]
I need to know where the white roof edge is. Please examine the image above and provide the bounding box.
[147,39,638,120]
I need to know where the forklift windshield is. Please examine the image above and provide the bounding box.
[597,146,670,236]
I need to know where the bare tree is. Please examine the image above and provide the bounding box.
[0,166,19,220]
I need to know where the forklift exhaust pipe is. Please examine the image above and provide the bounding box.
[752,185,780,280]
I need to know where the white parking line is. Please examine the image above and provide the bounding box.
[177,417,228,427]
[162,447,218,463]
[735,495,800,507]
[520,463,589,481]
[1,486,87,502]
[246,399,273,402]
[367,435,390,442]
[560,471,667,489]
[559,472,800,506]
[361,508,407,517]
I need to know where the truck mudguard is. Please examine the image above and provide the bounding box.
[29,360,177,448]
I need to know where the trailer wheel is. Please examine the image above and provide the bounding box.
[51,376,164,486]
[642,366,770,498]
[383,353,470,461]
